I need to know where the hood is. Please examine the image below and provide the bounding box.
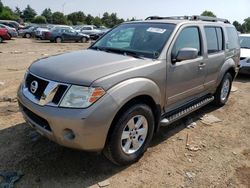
[240,48,250,58]
[29,49,151,86]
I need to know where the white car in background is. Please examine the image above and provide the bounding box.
[239,34,250,74]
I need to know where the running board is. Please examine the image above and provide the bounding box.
[160,95,214,126]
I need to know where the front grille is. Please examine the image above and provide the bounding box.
[52,85,68,104]
[24,72,69,106]
[25,73,49,100]
[21,104,52,132]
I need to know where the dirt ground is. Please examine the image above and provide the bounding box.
[0,38,249,188]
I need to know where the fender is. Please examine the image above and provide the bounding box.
[107,78,162,108]
[216,58,236,87]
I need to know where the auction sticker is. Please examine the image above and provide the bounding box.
[147,27,166,34]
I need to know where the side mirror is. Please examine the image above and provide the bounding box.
[173,48,198,63]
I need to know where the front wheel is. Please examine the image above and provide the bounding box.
[0,37,3,43]
[213,73,233,106]
[104,104,155,166]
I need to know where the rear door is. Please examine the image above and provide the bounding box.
[202,26,226,89]
[166,25,206,106]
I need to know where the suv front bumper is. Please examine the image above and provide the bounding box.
[17,85,118,151]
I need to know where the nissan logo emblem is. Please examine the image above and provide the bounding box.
[30,80,38,94]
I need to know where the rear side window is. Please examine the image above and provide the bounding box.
[204,27,224,54]
[226,27,239,49]
[172,27,201,58]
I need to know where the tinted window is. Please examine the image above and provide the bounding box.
[226,27,239,49]
[205,27,224,54]
[172,27,201,58]
[216,27,224,51]
[205,27,218,54]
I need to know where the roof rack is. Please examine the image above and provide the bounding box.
[145,15,230,24]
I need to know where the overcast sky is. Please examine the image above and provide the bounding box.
[2,0,249,23]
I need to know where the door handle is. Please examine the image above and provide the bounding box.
[198,63,206,69]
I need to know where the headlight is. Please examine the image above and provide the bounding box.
[60,85,105,108]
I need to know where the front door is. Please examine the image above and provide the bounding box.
[166,26,206,107]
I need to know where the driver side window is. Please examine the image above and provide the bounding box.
[172,27,201,59]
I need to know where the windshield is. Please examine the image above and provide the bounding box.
[240,36,250,49]
[91,23,176,59]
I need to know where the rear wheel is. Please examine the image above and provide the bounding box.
[0,37,3,43]
[55,37,62,43]
[104,104,155,166]
[81,37,87,43]
[213,73,233,106]
[25,33,31,38]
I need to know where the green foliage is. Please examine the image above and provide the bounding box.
[67,11,86,25]
[233,21,243,33]
[52,12,67,24]
[41,8,52,23]
[0,6,18,20]
[242,17,250,33]
[33,16,47,24]
[22,5,37,22]
[0,0,3,13]
[201,10,216,17]
[101,12,124,28]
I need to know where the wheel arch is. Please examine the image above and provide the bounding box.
[216,58,237,87]
[105,94,161,147]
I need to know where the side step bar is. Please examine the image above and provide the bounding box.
[160,95,214,126]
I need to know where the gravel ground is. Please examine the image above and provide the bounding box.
[0,38,249,188]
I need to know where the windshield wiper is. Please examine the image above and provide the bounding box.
[103,48,145,59]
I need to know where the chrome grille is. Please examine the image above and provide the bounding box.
[23,72,69,106]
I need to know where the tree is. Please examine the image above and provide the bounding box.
[67,11,86,25]
[52,12,67,24]
[85,14,94,25]
[14,7,22,17]
[22,5,36,22]
[32,16,47,24]
[233,21,243,33]
[0,0,3,13]
[41,8,52,23]
[201,10,216,17]
[93,16,102,27]
[0,6,18,20]
[242,17,250,33]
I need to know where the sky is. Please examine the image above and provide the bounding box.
[2,0,250,23]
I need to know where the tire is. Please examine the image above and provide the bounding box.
[0,37,3,43]
[81,37,87,43]
[55,37,62,43]
[213,73,233,106]
[50,40,54,43]
[25,33,31,38]
[104,104,155,166]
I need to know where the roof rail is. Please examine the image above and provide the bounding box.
[145,15,230,24]
[192,15,230,23]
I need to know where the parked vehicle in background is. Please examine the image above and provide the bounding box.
[0,28,11,43]
[18,26,38,38]
[239,34,250,74]
[48,27,89,43]
[42,25,74,40]
[0,20,23,30]
[0,24,18,37]
[35,27,50,40]
[79,25,101,34]
[18,16,240,165]
[89,28,110,40]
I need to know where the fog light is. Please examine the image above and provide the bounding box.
[63,129,75,140]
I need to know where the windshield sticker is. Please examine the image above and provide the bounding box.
[147,27,166,34]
